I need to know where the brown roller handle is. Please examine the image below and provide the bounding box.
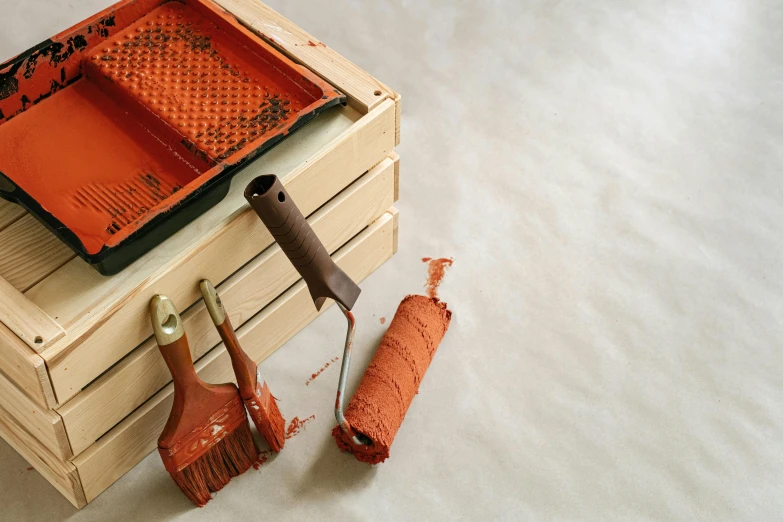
[244,175,361,311]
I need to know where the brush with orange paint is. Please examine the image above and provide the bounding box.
[200,279,286,452]
[244,175,451,463]
[150,295,259,507]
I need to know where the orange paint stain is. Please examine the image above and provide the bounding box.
[379,317,386,325]
[305,357,339,386]
[285,415,315,439]
[423,257,454,298]
[252,450,271,469]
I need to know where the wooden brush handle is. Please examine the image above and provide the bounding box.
[216,318,257,399]
[158,336,201,397]
[244,175,361,311]
[150,294,239,446]
[200,280,257,399]
[150,295,194,385]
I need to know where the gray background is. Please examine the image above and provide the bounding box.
[1,0,782,520]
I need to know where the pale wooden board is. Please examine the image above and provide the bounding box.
[390,150,400,202]
[60,156,397,456]
[0,215,75,292]
[0,404,85,509]
[0,367,71,460]
[34,99,395,405]
[0,323,56,409]
[394,93,402,146]
[216,0,394,113]
[0,277,64,352]
[390,206,400,254]
[0,199,25,230]
[73,210,397,503]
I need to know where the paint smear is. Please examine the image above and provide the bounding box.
[422,257,454,298]
[379,317,386,325]
[285,415,315,440]
[26,467,34,471]
[306,357,339,386]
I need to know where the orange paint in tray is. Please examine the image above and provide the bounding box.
[0,0,344,274]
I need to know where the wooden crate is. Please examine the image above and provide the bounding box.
[0,0,400,509]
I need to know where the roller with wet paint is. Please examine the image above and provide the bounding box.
[0,0,344,274]
[245,175,452,464]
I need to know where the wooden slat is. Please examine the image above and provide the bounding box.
[60,155,397,455]
[0,369,71,460]
[36,99,395,405]
[216,0,394,113]
[394,93,402,146]
[73,209,397,503]
[390,150,400,202]
[0,404,85,509]
[0,323,56,409]
[390,206,400,254]
[0,277,64,352]
[0,215,75,292]
[0,199,25,230]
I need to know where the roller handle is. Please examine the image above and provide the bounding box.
[244,175,361,311]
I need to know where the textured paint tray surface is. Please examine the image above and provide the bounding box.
[0,0,344,274]
[87,2,312,163]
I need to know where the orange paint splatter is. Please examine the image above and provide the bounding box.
[253,450,271,470]
[379,317,386,325]
[285,415,315,439]
[305,357,339,385]
[423,257,454,298]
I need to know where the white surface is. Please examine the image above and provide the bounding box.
[1,0,782,520]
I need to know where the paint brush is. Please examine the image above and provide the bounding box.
[150,295,259,507]
[200,280,286,452]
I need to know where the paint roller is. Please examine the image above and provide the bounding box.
[244,175,451,463]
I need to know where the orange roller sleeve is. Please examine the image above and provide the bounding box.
[332,295,452,464]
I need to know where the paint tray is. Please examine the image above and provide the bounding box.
[0,0,345,275]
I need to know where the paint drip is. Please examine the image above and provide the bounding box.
[422,257,454,298]
[332,295,452,464]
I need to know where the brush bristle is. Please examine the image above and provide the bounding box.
[246,392,285,452]
[168,420,258,507]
